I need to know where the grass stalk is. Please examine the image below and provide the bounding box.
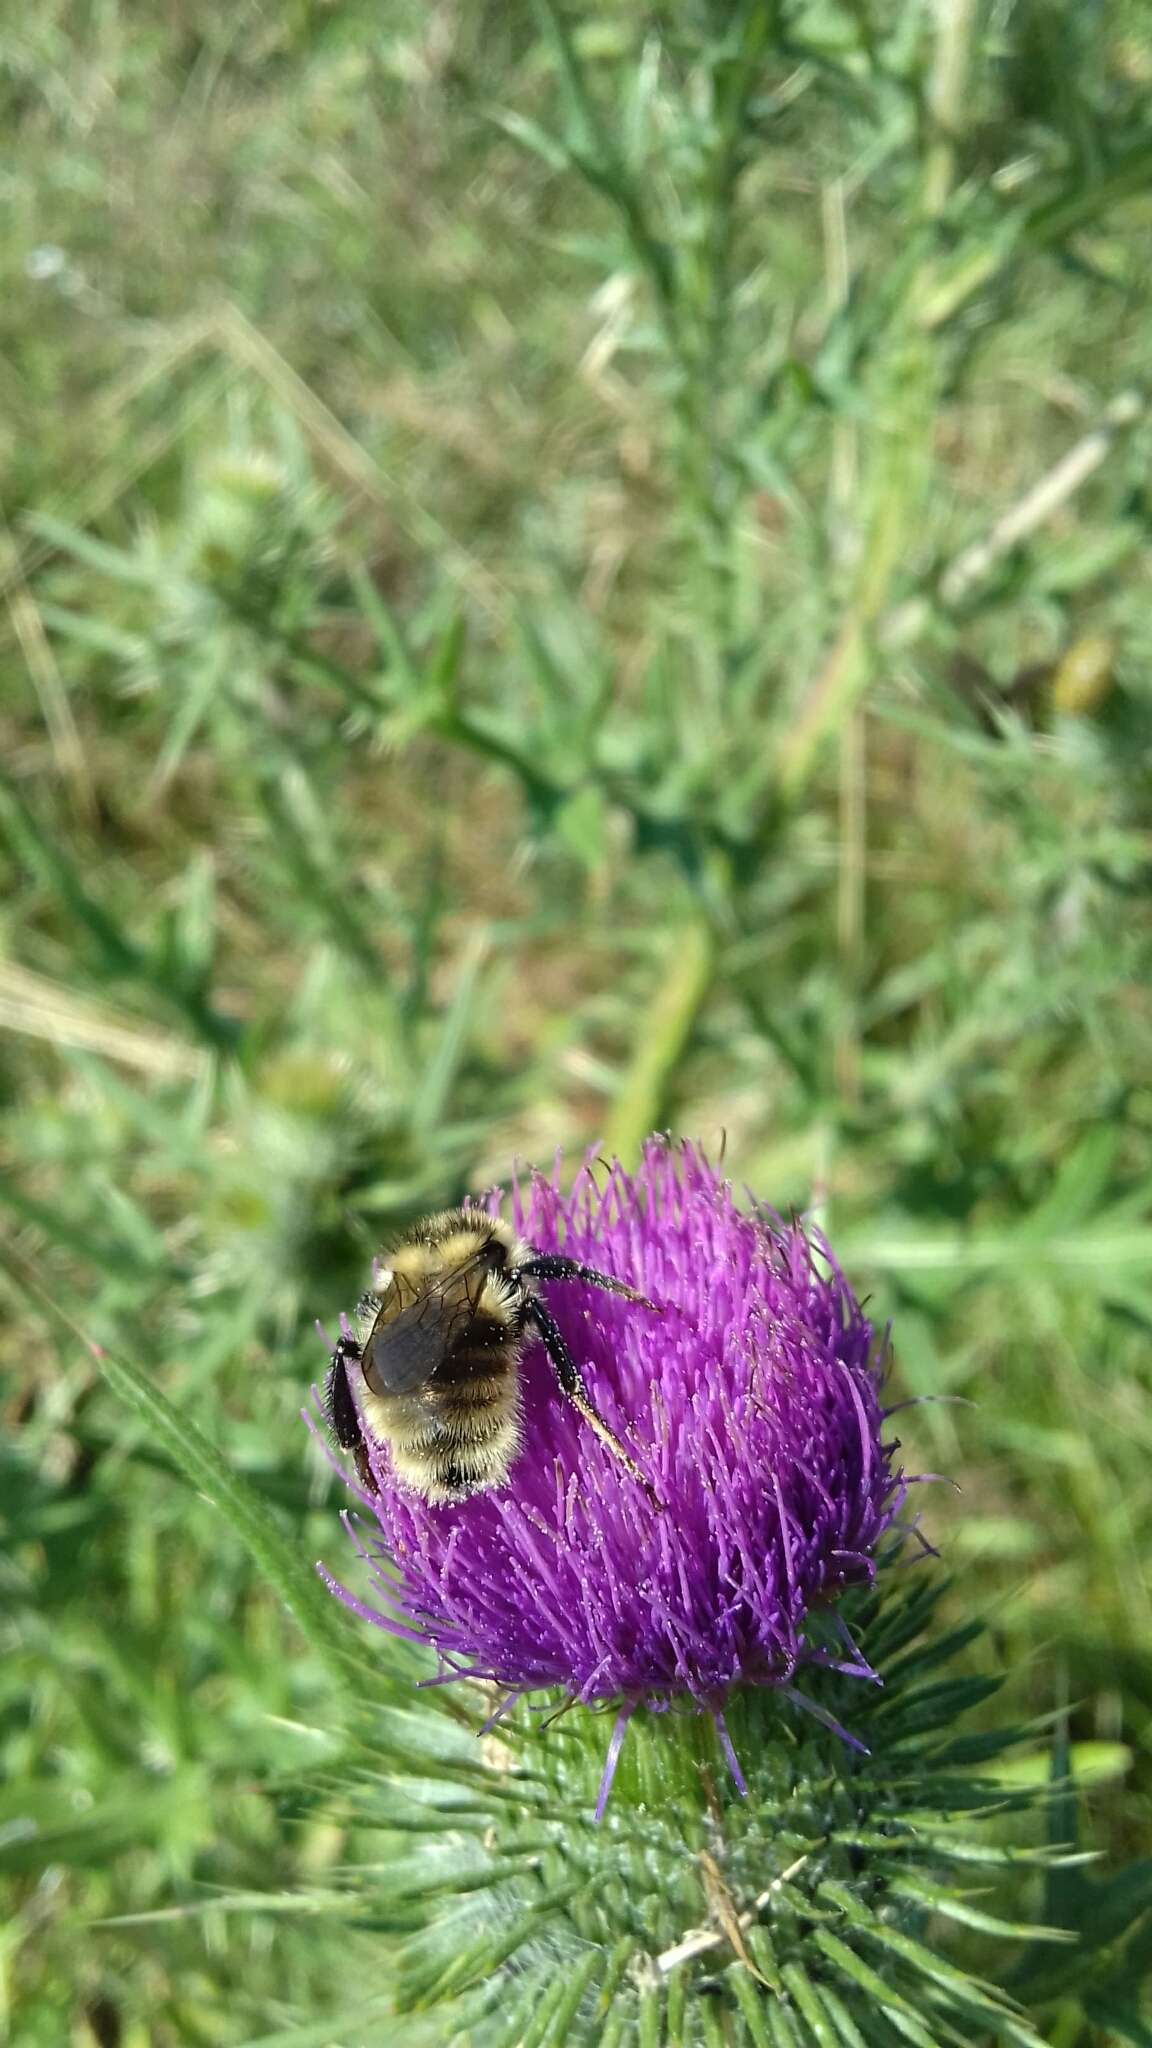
[603,918,717,1165]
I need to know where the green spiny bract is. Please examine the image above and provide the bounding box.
[323,1572,1074,2047]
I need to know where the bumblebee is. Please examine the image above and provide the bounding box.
[325,1210,660,1507]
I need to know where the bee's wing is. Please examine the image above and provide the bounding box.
[362,1264,482,1396]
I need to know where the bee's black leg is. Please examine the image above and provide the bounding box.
[527,1299,661,1509]
[325,1335,362,1449]
[325,1335,378,1495]
[517,1256,661,1316]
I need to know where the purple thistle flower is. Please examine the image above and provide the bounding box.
[318,1140,904,1814]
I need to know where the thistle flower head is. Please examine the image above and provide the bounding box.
[322,1141,903,1790]
[313,1147,1070,2046]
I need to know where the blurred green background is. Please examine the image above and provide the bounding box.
[3,2,1152,2041]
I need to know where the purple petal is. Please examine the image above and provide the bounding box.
[594,1700,638,1823]
[782,1684,871,1755]
[713,1708,749,1798]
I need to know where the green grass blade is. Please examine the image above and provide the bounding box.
[604,917,715,1164]
[0,1250,379,1690]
